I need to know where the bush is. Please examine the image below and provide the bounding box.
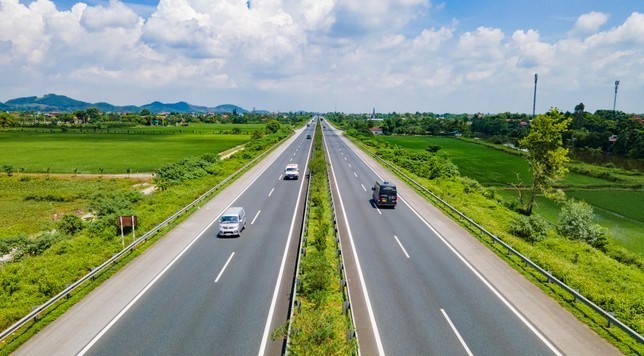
[57,214,85,235]
[509,215,549,243]
[557,199,609,250]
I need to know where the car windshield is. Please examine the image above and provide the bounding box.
[221,216,238,223]
[286,168,296,172]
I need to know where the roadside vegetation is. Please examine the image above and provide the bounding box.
[283,121,356,354]
[0,116,302,352]
[329,113,643,354]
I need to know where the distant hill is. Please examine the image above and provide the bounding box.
[1,94,255,114]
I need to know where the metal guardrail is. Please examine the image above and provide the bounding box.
[0,133,291,343]
[356,140,643,345]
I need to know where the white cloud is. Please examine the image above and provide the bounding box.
[571,11,608,35]
[0,0,641,114]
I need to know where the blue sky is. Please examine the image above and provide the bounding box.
[3,0,643,113]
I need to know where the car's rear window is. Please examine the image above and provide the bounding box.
[381,186,396,195]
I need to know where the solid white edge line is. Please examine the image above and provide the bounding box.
[215,252,235,283]
[345,134,563,356]
[441,309,473,356]
[251,210,261,225]
[327,134,386,356]
[77,136,292,356]
[393,235,410,259]
[257,137,311,356]
[268,188,275,197]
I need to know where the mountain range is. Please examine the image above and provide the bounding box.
[0,94,259,114]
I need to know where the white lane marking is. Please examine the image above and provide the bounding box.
[251,210,261,224]
[278,174,283,180]
[325,133,385,356]
[77,150,279,355]
[289,158,293,162]
[393,235,410,259]
[441,309,473,356]
[376,207,382,215]
[268,188,275,197]
[258,137,312,356]
[348,163,352,168]
[293,152,296,156]
[215,252,235,283]
[361,184,367,191]
[344,136,563,356]
[344,156,347,160]
[353,171,358,178]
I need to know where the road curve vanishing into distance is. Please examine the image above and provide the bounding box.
[15,125,316,356]
[321,121,619,356]
[14,118,620,356]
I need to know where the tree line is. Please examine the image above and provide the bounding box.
[327,105,644,160]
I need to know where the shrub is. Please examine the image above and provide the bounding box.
[57,214,85,235]
[509,215,549,243]
[425,145,441,153]
[557,199,609,250]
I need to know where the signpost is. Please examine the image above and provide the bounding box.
[117,216,138,248]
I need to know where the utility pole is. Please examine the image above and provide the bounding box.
[613,80,620,112]
[532,73,538,117]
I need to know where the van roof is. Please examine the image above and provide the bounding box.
[223,207,244,215]
[286,163,298,168]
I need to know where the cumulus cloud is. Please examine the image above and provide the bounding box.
[570,11,608,35]
[0,0,641,113]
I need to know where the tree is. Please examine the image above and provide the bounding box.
[266,120,281,134]
[518,108,571,215]
[0,112,16,128]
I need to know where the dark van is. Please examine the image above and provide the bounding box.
[372,181,397,208]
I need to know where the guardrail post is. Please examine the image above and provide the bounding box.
[300,248,306,256]
[573,289,579,302]
[546,271,552,283]
[346,329,356,342]
[343,301,351,315]
[608,312,615,328]
[340,279,346,292]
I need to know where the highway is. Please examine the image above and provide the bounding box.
[321,122,618,356]
[15,125,315,356]
[14,119,619,355]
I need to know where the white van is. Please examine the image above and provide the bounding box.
[218,207,246,237]
[284,163,299,180]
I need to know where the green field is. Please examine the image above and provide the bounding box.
[0,124,260,173]
[377,136,644,255]
[378,136,612,187]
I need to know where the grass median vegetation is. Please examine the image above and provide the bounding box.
[283,121,356,354]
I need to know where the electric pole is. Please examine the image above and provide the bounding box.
[532,73,538,117]
[613,80,620,112]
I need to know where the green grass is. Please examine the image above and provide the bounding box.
[0,126,257,173]
[0,176,140,238]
